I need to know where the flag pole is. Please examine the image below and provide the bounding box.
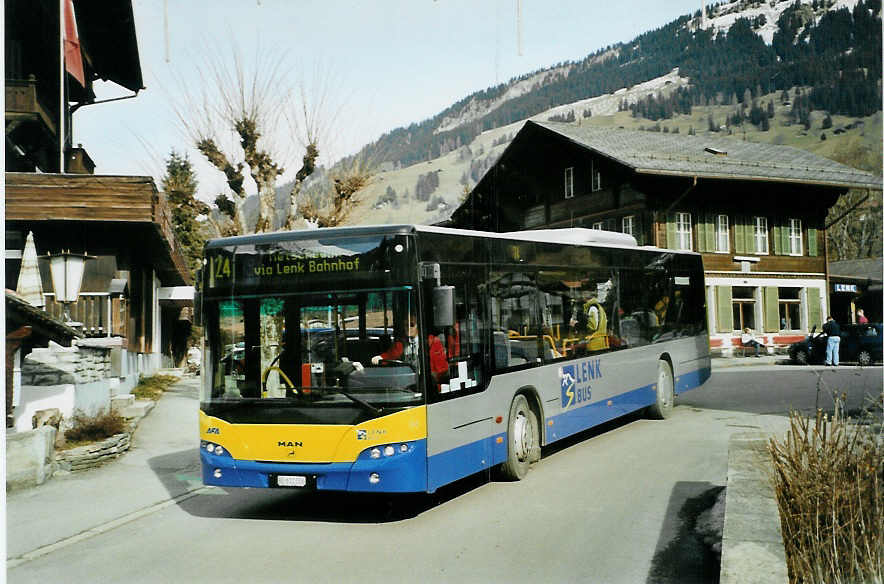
[59,0,65,173]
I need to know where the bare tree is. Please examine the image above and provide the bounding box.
[173,48,374,235]
[173,45,290,235]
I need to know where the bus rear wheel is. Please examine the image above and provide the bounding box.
[647,360,674,419]
[499,394,540,481]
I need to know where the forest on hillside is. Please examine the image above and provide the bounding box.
[351,0,881,169]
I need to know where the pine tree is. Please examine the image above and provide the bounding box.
[162,150,206,279]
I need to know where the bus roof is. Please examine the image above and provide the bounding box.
[205,224,697,255]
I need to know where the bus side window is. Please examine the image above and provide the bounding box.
[618,269,653,347]
[489,270,542,370]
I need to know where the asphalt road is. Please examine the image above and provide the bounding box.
[7,364,882,584]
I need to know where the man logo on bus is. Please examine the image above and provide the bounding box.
[560,358,602,408]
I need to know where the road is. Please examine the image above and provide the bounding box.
[7,364,882,584]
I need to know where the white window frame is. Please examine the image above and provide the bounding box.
[715,214,729,253]
[591,160,601,192]
[621,215,634,236]
[788,218,803,256]
[753,216,769,255]
[675,212,692,251]
[592,221,604,230]
[564,167,574,199]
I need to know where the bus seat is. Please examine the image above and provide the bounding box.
[493,331,510,368]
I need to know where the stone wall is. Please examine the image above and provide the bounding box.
[21,341,112,386]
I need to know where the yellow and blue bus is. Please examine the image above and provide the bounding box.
[198,225,710,492]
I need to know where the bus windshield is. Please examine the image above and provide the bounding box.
[203,289,422,424]
[200,232,423,425]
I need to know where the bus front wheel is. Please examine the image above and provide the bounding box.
[499,394,540,481]
[647,360,674,419]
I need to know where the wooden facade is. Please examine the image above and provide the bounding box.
[447,121,881,351]
[5,172,190,355]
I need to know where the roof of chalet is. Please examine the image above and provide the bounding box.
[531,121,882,191]
[5,172,190,286]
[5,290,80,346]
[829,258,884,283]
[73,0,143,93]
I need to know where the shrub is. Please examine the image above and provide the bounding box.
[132,374,179,400]
[65,410,127,444]
[768,396,883,584]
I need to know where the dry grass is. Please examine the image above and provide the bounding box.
[64,410,127,445]
[769,394,884,584]
[132,374,180,400]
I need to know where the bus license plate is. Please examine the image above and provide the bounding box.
[277,475,307,487]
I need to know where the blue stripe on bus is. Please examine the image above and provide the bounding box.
[676,365,711,393]
[426,433,507,492]
[201,440,429,493]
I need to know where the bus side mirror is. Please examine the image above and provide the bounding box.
[433,286,455,328]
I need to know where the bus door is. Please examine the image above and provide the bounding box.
[423,263,491,491]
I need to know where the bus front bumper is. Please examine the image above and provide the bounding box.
[199,439,428,493]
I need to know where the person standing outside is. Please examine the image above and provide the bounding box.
[822,315,841,366]
[857,308,869,324]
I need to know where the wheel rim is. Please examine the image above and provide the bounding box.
[512,410,533,462]
[796,350,808,364]
[859,351,871,366]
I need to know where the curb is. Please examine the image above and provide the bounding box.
[720,432,788,584]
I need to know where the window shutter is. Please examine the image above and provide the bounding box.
[704,213,715,252]
[772,223,782,255]
[696,216,707,253]
[806,288,821,331]
[634,215,645,246]
[716,286,733,332]
[665,213,677,249]
[734,216,748,254]
[807,228,818,256]
[763,287,779,332]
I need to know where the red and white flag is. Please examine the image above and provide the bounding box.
[63,0,85,87]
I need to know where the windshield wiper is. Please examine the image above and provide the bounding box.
[330,389,382,415]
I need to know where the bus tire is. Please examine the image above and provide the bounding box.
[499,394,540,481]
[647,360,674,419]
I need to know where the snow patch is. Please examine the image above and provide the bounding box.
[695,0,861,45]
[435,64,573,134]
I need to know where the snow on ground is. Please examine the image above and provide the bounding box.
[436,64,573,134]
[528,68,689,120]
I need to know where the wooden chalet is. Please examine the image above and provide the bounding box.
[5,0,192,381]
[446,120,882,353]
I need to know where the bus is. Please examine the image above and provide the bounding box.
[198,224,710,493]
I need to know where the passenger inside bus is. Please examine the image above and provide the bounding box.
[371,319,449,387]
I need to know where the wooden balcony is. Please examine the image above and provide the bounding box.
[5,77,57,136]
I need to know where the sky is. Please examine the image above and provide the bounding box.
[74,0,705,200]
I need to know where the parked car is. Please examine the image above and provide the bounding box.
[789,323,883,366]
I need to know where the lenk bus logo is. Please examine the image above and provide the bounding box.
[560,358,602,408]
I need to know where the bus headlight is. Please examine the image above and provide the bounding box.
[369,473,380,484]
[383,445,395,457]
[370,448,381,459]
[399,443,409,453]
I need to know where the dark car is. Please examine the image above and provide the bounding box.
[789,323,883,366]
